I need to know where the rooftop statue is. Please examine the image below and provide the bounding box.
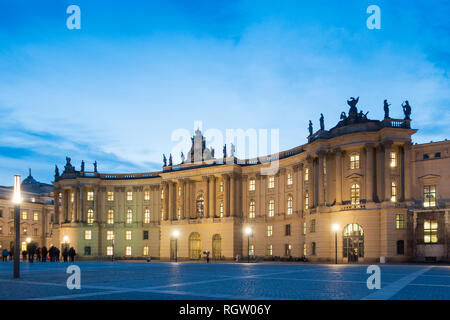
[223,144,227,158]
[347,96,359,117]
[211,148,215,158]
[402,100,412,120]
[308,120,313,136]
[55,165,59,177]
[230,143,235,157]
[93,161,97,172]
[181,152,185,164]
[383,99,390,119]
[63,156,76,174]
[163,154,167,167]
[340,111,346,120]
[320,113,325,130]
[169,154,173,166]
[81,160,85,172]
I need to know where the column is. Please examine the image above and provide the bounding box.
[384,141,392,202]
[54,189,60,224]
[79,186,83,222]
[335,149,342,204]
[162,182,168,221]
[365,144,374,202]
[306,156,315,208]
[298,164,304,214]
[168,181,174,221]
[223,174,230,217]
[93,186,98,223]
[318,151,325,206]
[403,142,412,201]
[230,174,235,217]
[209,176,216,218]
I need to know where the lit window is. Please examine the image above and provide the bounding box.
[161,208,164,220]
[87,209,94,224]
[106,246,113,256]
[107,191,114,201]
[268,199,275,217]
[323,158,327,175]
[350,154,360,169]
[303,243,307,256]
[126,209,133,224]
[126,230,132,240]
[390,152,397,168]
[33,228,38,236]
[178,186,181,197]
[303,222,306,235]
[249,201,256,218]
[267,225,273,237]
[396,214,405,229]
[23,227,27,235]
[219,181,224,192]
[107,210,114,224]
[268,176,275,189]
[351,183,360,205]
[285,244,292,256]
[31,197,35,203]
[144,209,150,224]
[287,196,293,215]
[266,244,273,256]
[71,193,74,203]
[22,211,28,220]
[249,244,254,256]
[127,191,133,201]
[21,241,27,251]
[311,219,316,233]
[144,190,150,201]
[219,202,224,218]
[87,191,94,201]
[287,173,293,185]
[391,182,397,202]
[33,212,39,221]
[305,193,309,209]
[143,246,149,256]
[424,186,436,207]
[304,168,309,182]
[249,179,256,191]
[424,219,438,243]
[84,230,92,240]
[107,231,114,240]
[161,189,164,199]
[177,207,181,220]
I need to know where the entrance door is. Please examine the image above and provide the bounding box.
[170,239,177,260]
[212,234,221,260]
[189,232,201,260]
[343,224,364,263]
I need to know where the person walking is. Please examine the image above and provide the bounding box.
[69,247,76,262]
[27,242,36,263]
[22,250,27,262]
[62,247,69,262]
[36,247,41,262]
[9,248,13,261]
[41,246,48,262]
[2,249,8,262]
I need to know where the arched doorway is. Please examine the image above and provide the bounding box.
[212,234,221,260]
[343,224,364,263]
[189,232,201,260]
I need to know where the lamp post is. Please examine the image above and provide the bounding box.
[172,230,179,262]
[332,224,339,264]
[245,227,252,263]
[13,175,21,278]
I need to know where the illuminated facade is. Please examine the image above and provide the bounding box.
[45,100,450,262]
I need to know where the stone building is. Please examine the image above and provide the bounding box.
[49,98,450,263]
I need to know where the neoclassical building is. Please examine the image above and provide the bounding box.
[49,98,450,263]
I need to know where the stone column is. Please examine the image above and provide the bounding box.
[375,143,384,202]
[334,149,342,205]
[306,156,315,208]
[223,174,230,217]
[230,174,235,217]
[384,141,392,202]
[93,186,98,223]
[209,176,216,218]
[365,144,375,202]
[403,142,412,201]
[168,181,174,221]
[79,187,84,222]
[318,151,325,206]
[54,189,60,224]
[298,164,304,214]
[161,182,168,221]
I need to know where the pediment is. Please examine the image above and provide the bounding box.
[345,173,364,179]
[418,174,440,183]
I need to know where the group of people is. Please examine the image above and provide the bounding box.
[1,245,76,263]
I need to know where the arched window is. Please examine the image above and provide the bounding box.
[249,200,256,218]
[343,224,364,260]
[351,183,360,204]
[287,196,293,215]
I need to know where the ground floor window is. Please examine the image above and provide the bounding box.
[396,214,405,229]
[311,242,316,255]
[396,240,404,255]
[424,219,438,243]
[106,246,113,256]
[285,244,291,256]
[125,246,132,256]
[249,244,255,256]
[266,244,272,256]
[84,246,91,256]
[303,243,307,256]
[143,246,149,256]
[343,224,364,261]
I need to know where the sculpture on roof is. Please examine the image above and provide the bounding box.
[181,152,185,164]
[63,157,76,174]
[319,113,324,130]
[230,143,235,157]
[402,100,411,120]
[55,165,59,177]
[93,161,97,172]
[223,144,227,158]
[169,154,173,166]
[81,160,85,172]
[308,120,313,136]
[383,99,390,119]
[347,97,359,117]
[188,128,213,163]
[163,154,167,167]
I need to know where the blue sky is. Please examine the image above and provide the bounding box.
[0,0,449,184]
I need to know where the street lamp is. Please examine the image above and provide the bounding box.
[172,230,179,262]
[245,227,252,263]
[13,175,21,278]
[332,224,339,264]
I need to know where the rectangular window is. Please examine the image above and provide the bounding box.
[397,240,404,255]
[107,230,114,240]
[23,227,27,235]
[304,168,309,182]
[311,219,316,233]
[268,176,275,189]
[424,219,438,244]
[0,209,2,218]
[143,246,149,256]
[311,242,316,255]
[33,212,39,221]
[177,207,181,220]
[87,191,94,201]
[161,189,164,199]
[285,244,292,256]
[423,186,436,207]
[285,224,291,236]
[391,182,397,202]
[219,181,224,192]
[143,230,149,240]
[396,214,405,229]
[303,243,307,256]
[144,190,150,201]
[107,210,114,224]
[305,193,309,209]
[84,246,91,256]
[33,228,38,236]
[126,209,133,224]
[268,200,274,217]
[287,173,293,185]
[125,230,132,240]
[249,179,256,191]
[107,191,114,201]
[178,186,181,197]
[71,193,74,203]
[303,222,307,235]
[127,191,133,201]
[106,246,113,256]
[22,211,28,220]
[84,230,92,240]
[390,152,397,168]
[249,244,254,256]
[144,209,150,224]
[87,209,94,224]
[219,202,224,218]
[267,225,273,237]
[266,244,273,256]
[21,241,27,251]
[287,197,293,215]
[350,154,360,169]
[249,201,256,219]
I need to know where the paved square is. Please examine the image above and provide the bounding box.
[0,261,449,300]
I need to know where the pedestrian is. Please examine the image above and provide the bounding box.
[69,247,76,262]
[55,247,60,262]
[9,248,13,261]
[62,247,69,262]
[2,249,8,262]
[22,250,27,261]
[27,242,36,263]
[41,246,48,262]
[36,247,41,262]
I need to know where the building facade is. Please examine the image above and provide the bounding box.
[35,99,450,262]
